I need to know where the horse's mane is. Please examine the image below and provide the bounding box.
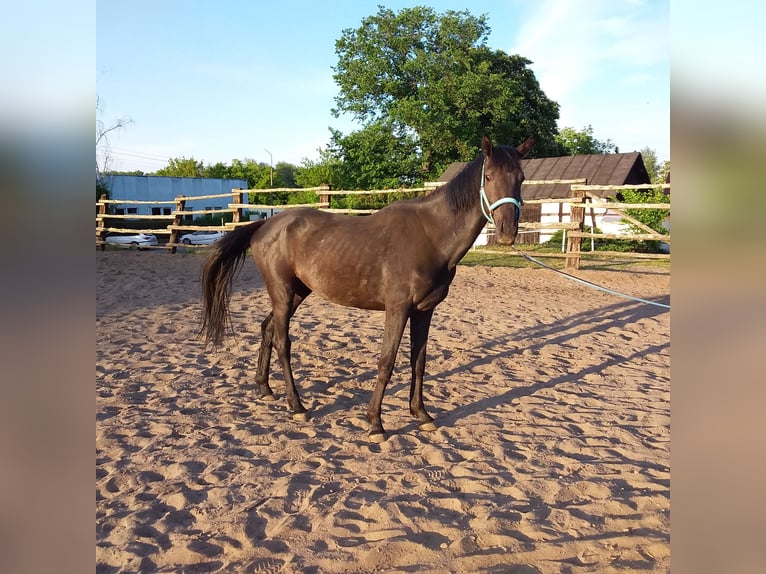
[441,155,483,213]
[430,145,521,214]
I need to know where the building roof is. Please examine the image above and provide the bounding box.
[438,152,651,200]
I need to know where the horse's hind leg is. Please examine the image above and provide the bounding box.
[268,283,311,421]
[409,309,436,431]
[255,286,311,404]
[254,311,276,401]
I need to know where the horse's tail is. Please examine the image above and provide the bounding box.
[200,220,267,347]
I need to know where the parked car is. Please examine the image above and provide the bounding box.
[179,230,225,245]
[104,232,159,248]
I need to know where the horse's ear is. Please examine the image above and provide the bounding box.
[517,137,534,158]
[481,134,494,157]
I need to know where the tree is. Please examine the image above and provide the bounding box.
[203,162,230,179]
[154,157,204,178]
[640,146,670,184]
[555,125,618,156]
[332,6,560,178]
[274,162,298,188]
[295,146,345,189]
[96,96,131,199]
[328,122,422,190]
[225,159,271,189]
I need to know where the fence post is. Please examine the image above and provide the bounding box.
[167,195,186,254]
[565,187,586,270]
[232,188,243,227]
[318,184,330,210]
[97,194,108,251]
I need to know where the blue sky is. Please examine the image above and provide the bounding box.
[96,0,670,173]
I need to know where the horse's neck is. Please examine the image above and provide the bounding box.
[423,183,487,268]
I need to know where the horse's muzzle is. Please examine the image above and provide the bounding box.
[495,206,519,245]
[495,230,517,245]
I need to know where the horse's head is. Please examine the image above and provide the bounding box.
[480,135,534,245]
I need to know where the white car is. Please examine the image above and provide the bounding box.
[104,232,159,248]
[179,230,225,245]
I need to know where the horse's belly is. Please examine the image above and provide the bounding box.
[298,268,386,311]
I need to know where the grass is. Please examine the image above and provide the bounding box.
[459,244,671,272]
[98,240,670,273]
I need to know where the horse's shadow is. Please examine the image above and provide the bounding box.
[290,295,669,431]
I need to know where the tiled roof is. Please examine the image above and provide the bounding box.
[439,152,651,199]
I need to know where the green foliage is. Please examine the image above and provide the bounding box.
[104,169,146,176]
[223,159,271,189]
[328,122,422,190]
[657,160,670,184]
[545,227,601,251]
[151,156,278,190]
[640,147,670,184]
[248,190,286,206]
[621,188,670,235]
[555,125,618,155]
[204,162,229,179]
[154,157,205,177]
[331,190,423,211]
[97,177,110,201]
[274,162,297,188]
[295,146,344,189]
[332,6,560,178]
[193,211,233,226]
[543,222,663,253]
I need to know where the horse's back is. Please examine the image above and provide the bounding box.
[249,206,441,310]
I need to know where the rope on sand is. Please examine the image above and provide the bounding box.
[512,249,670,310]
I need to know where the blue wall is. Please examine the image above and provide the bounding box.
[104,175,248,215]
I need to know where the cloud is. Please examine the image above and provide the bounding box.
[509,0,668,100]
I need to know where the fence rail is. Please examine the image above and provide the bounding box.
[97,181,670,268]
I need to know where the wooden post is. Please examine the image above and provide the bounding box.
[318,184,330,210]
[566,188,586,270]
[232,188,243,226]
[167,195,186,254]
[97,194,109,251]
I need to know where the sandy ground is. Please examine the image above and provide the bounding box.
[96,250,670,573]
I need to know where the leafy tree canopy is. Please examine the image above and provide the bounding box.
[295,145,345,189]
[639,146,670,184]
[327,122,422,189]
[332,6,560,178]
[149,157,291,190]
[555,125,619,156]
[154,157,205,178]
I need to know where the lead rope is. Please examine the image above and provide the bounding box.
[511,247,670,309]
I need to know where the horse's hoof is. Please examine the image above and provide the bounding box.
[369,432,386,444]
[419,422,437,432]
[260,394,276,402]
[293,412,309,422]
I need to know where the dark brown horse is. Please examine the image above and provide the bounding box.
[201,135,533,441]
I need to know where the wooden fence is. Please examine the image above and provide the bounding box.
[97,188,254,253]
[561,183,670,269]
[96,181,670,268]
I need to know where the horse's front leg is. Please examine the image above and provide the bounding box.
[367,306,409,442]
[254,312,276,401]
[409,309,436,431]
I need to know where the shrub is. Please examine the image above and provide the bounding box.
[544,225,666,253]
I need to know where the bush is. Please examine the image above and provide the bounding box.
[193,212,233,226]
[545,226,666,253]
[620,188,670,235]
